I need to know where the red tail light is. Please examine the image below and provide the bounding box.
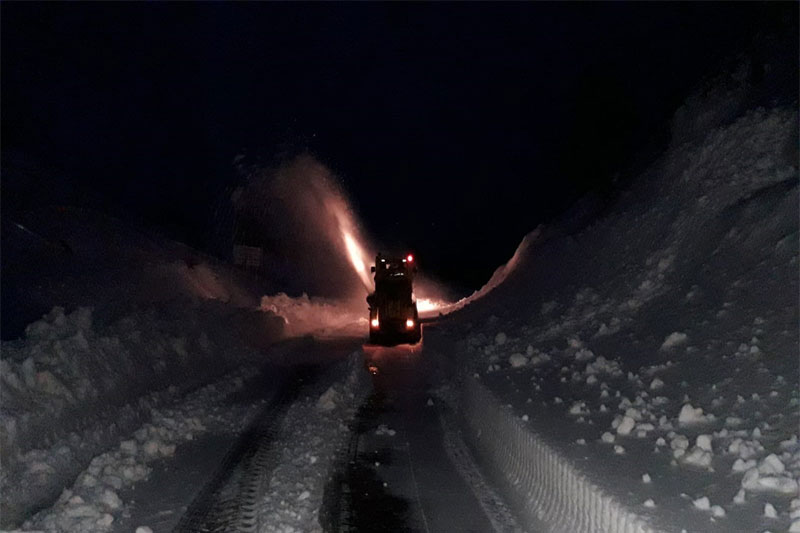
[406,319,414,329]
[371,318,380,328]
[407,254,414,262]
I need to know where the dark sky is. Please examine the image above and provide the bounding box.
[2,2,796,292]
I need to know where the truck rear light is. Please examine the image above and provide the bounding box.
[406,319,414,329]
[407,254,414,262]
[371,318,380,328]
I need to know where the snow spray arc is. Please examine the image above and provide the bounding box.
[231,154,374,299]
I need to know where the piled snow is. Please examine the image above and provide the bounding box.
[660,332,688,351]
[462,378,652,532]
[256,351,370,533]
[21,366,260,532]
[1,303,283,527]
[678,403,711,426]
[259,292,367,337]
[443,82,798,531]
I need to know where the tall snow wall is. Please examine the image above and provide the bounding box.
[444,52,798,533]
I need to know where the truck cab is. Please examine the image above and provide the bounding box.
[367,253,422,345]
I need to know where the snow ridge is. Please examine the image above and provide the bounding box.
[463,377,654,533]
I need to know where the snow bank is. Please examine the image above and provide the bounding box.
[260,292,367,337]
[462,376,653,533]
[444,66,798,531]
[20,364,261,532]
[0,303,283,528]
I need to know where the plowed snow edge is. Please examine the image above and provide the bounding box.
[462,376,656,533]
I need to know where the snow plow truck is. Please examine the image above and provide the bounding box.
[367,253,422,345]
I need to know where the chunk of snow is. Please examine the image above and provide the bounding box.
[375,424,396,436]
[143,440,161,457]
[614,445,625,454]
[671,434,690,451]
[725,416,743,427]
[741,467,800,495]
[642,473,652,483]
[99,489,122,510]
[298,490,310,501]
[601,432,615,443]
[661,332,688,350]
[732,459,756,472]
[758,454,785,475]
[644,498,655,508]
[568,337,584,348]
[681,446,713,469]
[781,435,799,450]
[569,401,589,416]
[494,332,507,345]
[159,443,176,457]
[508,353,528,368]
[710,505,726,517]
[617,416,636,436]
[650,378,664,390]
[678,403,709,425]
[316,386,339,411]
[136,527,154,533]
[696,434,713,452]
[764,502,778,518]
[65,504,101,518]
[28,461,56,475]
[693,496,711,511]
[120,440,138,456]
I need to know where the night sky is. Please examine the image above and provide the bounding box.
[3,2,795,292]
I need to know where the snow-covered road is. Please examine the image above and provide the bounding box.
[16,337,368,533]
[322,340,523,533]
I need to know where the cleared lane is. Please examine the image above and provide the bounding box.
[324,342,497,533]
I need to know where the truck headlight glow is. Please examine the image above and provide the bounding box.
[371,318,380,328]
[406,319,414,329]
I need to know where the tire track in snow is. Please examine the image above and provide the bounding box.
[173,366,318,533]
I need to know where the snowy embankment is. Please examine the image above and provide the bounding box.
[15,350,370,533]
[0,303,283,528]
[19,363,260,532]
[0,209,288,528]
[444,88,798,529]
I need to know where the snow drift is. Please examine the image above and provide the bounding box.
[440,62,799,531]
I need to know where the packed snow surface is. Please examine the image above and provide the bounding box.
[255,351,370,533]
